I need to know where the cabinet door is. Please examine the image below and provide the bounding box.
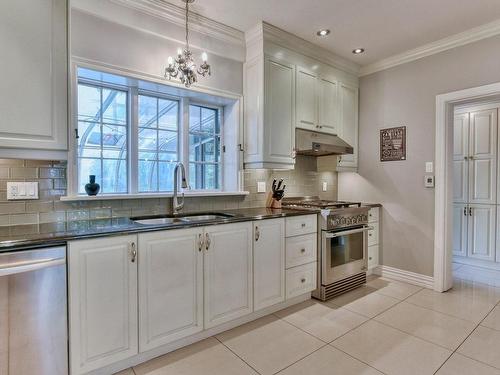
[138,228,203,352]
[337,83,359,170]
[318,77,339,135]
[254,218,285,310]
[296,68,317,131]
[468,205,496,261]
[204,222,253,328]
[0,0,67,150]
[453,113,469,203]
[469,109,497,204]
[452,203,468,257]
[264,57,295,166]
[68,235,138,375]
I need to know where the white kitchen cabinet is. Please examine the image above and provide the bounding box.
[138,228,203,352]
[468,205,496,262]
[453,113,469,203]
[0,0,67,151]
[68,235,138,375]
[367,207,381,270]
[253,218,285,310]
[452,203,468,257]
[204,222,253,328]
[318,77,340,135]
[296,68,317,131]
[244,55,295,169]
[337,83,359,171]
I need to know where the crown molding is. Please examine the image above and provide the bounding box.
[109,0,245,46]
[246,22,360,76]
[360,18,500,76]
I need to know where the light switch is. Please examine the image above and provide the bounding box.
[7,182,39,200]
[322,181,328,192]
[425,162,433,173]
[257,181,266,193]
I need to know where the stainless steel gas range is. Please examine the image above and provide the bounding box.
[282,197,372,301]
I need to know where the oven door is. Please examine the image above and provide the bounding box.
[321,226,371,285]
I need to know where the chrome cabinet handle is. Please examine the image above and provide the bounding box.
[255,226,260,241]
[469,207,472,216]
[130,242,137,263]
[198,233,204,252]
[205,233,211,251]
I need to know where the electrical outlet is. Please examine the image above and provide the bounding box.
[7,182,39,200]
[322,181,328,192]
[257,181,266,193]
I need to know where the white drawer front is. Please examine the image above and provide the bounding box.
[285,234,317,269]
[368,207,379,223]
[368,245,379,269]
[368,222,379,246]
[286,262,317,299]
[286,215,317,237]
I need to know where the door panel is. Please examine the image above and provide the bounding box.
[204,222,253,328]
[469,109,497,204]
[138,228,203,352]
[318,77,339,135]
[453,113,469,203]
[296,68,317,130]
[468,205,496,261]
[338,83,358,168]
[452,204,467,257]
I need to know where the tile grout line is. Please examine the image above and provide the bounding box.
[213,335,263,375]
[271,343,329,375]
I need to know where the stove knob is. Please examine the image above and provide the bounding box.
[358,215,364,222]
[340,217,346,225]
[352,217,357,224]
[346,218,352,225]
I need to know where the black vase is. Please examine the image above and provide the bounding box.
[85,175,100,196]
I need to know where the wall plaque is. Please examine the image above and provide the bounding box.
[380,126,406,161]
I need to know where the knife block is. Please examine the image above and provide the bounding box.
[266,193,282,209]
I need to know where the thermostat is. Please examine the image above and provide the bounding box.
[424,175,435,188]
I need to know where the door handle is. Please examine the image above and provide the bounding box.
[469,207,472,216]
[198,233,204,252]
[205,233,211,251]
[130,242,137,263]
[255,226,260,241]
[463,207,467,216]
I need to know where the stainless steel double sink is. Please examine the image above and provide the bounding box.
[132,213,235,225]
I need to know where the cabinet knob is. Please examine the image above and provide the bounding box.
[300,248,306,253]
[301,278,306,283]
[301,223,306,228]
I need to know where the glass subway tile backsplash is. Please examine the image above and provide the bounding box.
[0,157,337,225]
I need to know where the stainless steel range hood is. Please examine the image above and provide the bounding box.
[295,129,353,156]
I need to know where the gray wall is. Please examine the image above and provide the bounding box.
[338,35,500,277]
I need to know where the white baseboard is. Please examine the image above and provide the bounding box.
[374,265,434,289]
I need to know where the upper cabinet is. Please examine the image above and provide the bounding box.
[244,22,359,170]
[0,0,68,152]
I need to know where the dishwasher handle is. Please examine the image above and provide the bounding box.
[324,226,373,238]
[0,257,66,277]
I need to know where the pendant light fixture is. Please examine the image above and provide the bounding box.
[164,0,211,88]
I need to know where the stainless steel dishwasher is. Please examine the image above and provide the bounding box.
[0,245,68,374]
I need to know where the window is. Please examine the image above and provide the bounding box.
[188,105,221,190]
[75,68,231,196]
[77,83,128,194]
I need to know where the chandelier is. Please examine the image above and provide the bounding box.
[165,0,211,88]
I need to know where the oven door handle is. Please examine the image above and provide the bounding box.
[324,226,373,238]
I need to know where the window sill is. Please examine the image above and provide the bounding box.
[59,191,250,202]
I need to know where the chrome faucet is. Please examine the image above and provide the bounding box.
[173,162,188,214]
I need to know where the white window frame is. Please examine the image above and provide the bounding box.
[67,63,240,200]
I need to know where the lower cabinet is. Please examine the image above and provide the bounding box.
[138,228,203,352]
[253,218,285,310]
[204,222,254,328]
[68,235,138,375]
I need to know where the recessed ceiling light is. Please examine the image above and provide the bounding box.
[316,29,330,37]
[352,48,365,54]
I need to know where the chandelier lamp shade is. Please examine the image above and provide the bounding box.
[165,0,211,88]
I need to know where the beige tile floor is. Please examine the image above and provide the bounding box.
[115,276,500,375]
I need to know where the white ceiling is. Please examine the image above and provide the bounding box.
[183,0,500,66]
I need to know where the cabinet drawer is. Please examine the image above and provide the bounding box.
[286,262,317,299]
[285,215,317,237]
[368,208,379,223]
[285,234,317,268]
[368,222,379,246]
[368,245,379,269]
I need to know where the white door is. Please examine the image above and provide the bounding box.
[338,83,359,169]
[453,113,469,203]
[318,77,339,135]
[138,228,204,352]
[253,218,285,310]
[452,203,468,257]
[204,222,253,328]
[469,109,497,205]
[0,0,67,150]
[264,57,295,165]
[296,67,317,131]
[68,235,138,375]
[467,205,496,262]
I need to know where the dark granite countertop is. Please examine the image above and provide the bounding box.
[0,207,316,251]
[362,203,382,208]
